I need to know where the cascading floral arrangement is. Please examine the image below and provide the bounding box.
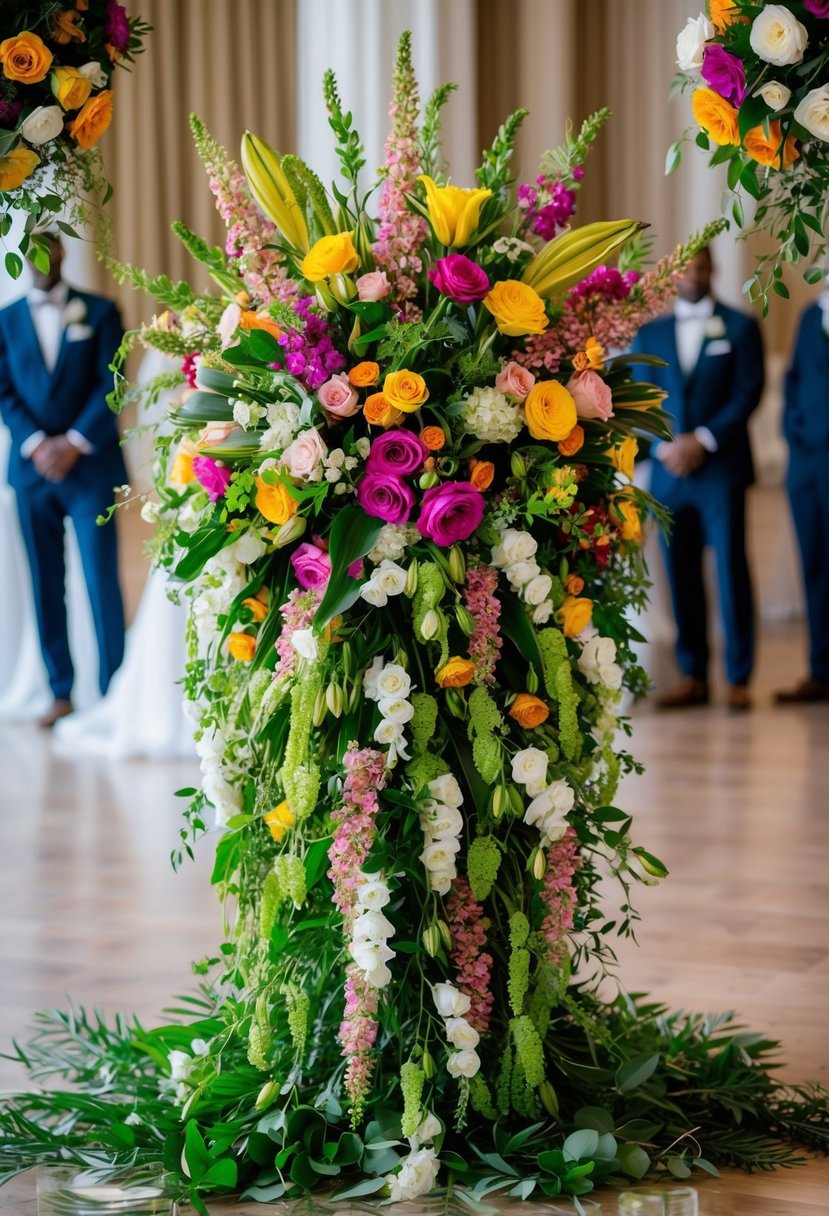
[3,33,828,1215]
[671,0,829,310]
[0,1,150,275]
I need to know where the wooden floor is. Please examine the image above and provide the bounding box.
[1,516,828,1212]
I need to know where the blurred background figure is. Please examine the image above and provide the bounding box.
[0,234,126,727]
[632,246,764,711]
[775,278,829,705]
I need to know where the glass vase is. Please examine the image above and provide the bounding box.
[618,1186,699,1216]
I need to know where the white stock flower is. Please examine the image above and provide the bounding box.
[376,663,412,701]
[601,662,623,690]
[78,60,108,88]
[750,5,808,67]
[433,983,471,1018]
[446,1049,481,1078]
[524,779,575,845]
[755,80,791,112]
[794,85,829,142]
[522,573,553,605]
[167,1050,194,1082]
[377,696,415,725]
[511,747,548,792]
[291,628,319,662]
[360,580,389,607]
[578,634,618,684]
[374,719,405,747]
[421,804,464,840]
[365,961,393,988]
[675,13,714,71]
[356,879,391,910]
[531,600,554,625]
[352,909,395,941]
[462,386,524,444]
[190,1039,210,1056]
[386,1146,440,1203]
[349,938,395,971]
[427,773,463,807]
[429,870,454,895]
[504,559,540,588]
[444,1017,480,1050]
[368,522,417,564]
[491,527,537,568]
[363,656,384,700]
[20,104,63,146]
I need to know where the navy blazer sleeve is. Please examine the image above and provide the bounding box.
[70,300,124,451]
[783,310,807,449]
[704,314,764,449]
[0,319,41,450]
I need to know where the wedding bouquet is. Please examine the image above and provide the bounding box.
[671,0,829,308]
[2,32,826,1215]
[0,0,150,276]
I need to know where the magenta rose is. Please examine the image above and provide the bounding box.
[366,428,429,477]
[804,0,829,15]
[356,472,415,524]
[566,370,614,422]
[701,46,746,107]
[417,481,485,547]
[291,542,332,590]
[192,455,232,502]
[105,0,131,53]
[428,254,490,304]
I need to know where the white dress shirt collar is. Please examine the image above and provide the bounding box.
[28,281,69,310]
[674,294,715,321]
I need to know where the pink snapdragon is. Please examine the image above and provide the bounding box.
[446,878,494,1034]
[463,565,503,685]
[539,827,581,968]
[274,588,322,680]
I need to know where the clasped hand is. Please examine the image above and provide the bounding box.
[32,435,81,482]
[660,432,706,478]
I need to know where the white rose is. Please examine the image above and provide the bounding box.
[531,601,554,625]
[491,527,537,568]
[20,104,64,146]
[78,60,108,89]
[420,839,461,871]
[433,983,471,1018]
[511,747,548,791]
[599,661,623,691]
[377,696,415,725]
[281,428,327,480]
[352,909,395,942]
[755,80,792,112]
[360,579,389,607]
[750,5,808,67]
[374,718,404,747]
[356,879,390,910]
[387,1147,440,1202]
[504,559,540,588]
[444,1017,480,1050]
[446,1049,481,1078]
[427,773,463,807]
[421,805,464,840]
[794,85,829,143]
[349,938,395,971]
[228,532,268,565]
[522,573,553,605]
[675,13,714,72]
[291,628,319,662]
[413,1113,442,1145]
[373,559,408,596]
[376,663,412,700]
[429,870,454,895]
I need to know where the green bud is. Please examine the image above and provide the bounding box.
[492,785,507,819]
[422,1047,436,1079]
[510,451,527,478]
[313,688,327,727]
[255,1079,279,1111]
[533,849,547,880]
[422,925,441,957]
[273,514,307,548]
[455,604,475,636]
[326,682,343,718]
[508,783,526,817]
[328,272,357,306]
[539,1078,559,1118]
[405,558,419,597]
[438,919,453,951]
[526,665,539,694]
[419,470,440,490]
[341,641,353,680]
[448,546,466,583]
[348,681,361,711]
[314,284,336,312]
[445,688,466,719]
[421,608,441,640]
[438,456,459,477]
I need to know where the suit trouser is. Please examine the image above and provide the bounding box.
[786,448,829,682]
[14,473,125,700]
[657,474,755,687]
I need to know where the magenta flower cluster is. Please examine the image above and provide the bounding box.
[518,170,581,241]
[105,0,131,53]
[568,264,640,303]
[463,565,503,685]
[701,46,747,107]
[274,296,346,392]
[191,455,231,502]
[446,877,494,1034]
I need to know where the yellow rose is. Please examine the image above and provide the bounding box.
[525,381,578,442]
[743,122,799,170]
[300,232,359,282]
[691,87,738,146]
[67,89,112,148]
[417,175,491,247]
[560,595,593,638]
[264,800,294,842]
[0,146,40,191]
[50,9,87,44]
[436,657,476,688]
[51,66,93,111]
[227,632,256,662]
[483,280,548,337]
[256,476,298,525]
[0,32,53,83]
[608,436,638,481]
[363,392,403,428]
[612,494,644,546]
[508,693,550,729]
[383,369,429,413]
[169,445,196,488]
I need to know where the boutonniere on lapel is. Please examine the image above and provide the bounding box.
[62,297,93,342]
[704,315,726,340]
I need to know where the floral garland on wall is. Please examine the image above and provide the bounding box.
[671,0,829,310]
[2,32,828,1214]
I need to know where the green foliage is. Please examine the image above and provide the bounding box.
[410,692,438,754]
[511,1015,545,1087]
[273,854,307,908]
[282,662,324,818]
[413,562,445,642]
[282,983,310,1059]
[400,1062,425,1137]
[419,82,458,177]
[477,108,529,192]
[509,911,530,949]
[468,687,503,784]
[540,107,611,184]
[322,69,366,186]
[509,948,531,1017]
[466,835,501,900]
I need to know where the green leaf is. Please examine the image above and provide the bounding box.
[664,141,682,176]
[738,94,769,141]
[617,1143,650,1180]
[667,1157,692,1180]
[616,1052,660,1093]
[574,1107,615,1135]
[331,1176,388,1200]
[247,328,283,362]
[563,1129,599,1162]
[183,1120,212,1181]
[199,1158,238,1189]
[772,279,790,299]
[803,266,825,285]
[313,504,382,633]
[5,252,22,280]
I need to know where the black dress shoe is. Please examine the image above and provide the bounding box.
[774,678,829,705]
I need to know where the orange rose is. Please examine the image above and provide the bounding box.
[469,459,495,491]
[612,493,644,545]
[0,32,53,83]
[436,657,476,688]
[558,424,585,457]
[348,361,380,387]
[255,476,298,525]
[68,89,112,148]
[691,87,738,146]
[227,632,256,662]
[383,369,429,413]
[565,573,585,596]
[364,392,403,428]
[420,425,446,451]
[240,309,281,340]
[743,122,799,171]
[508,693,549,729]
[709,0,745,31]
[264,800,294,842]
[242,595,268,623]
[0,147,40,191]
[525,381,578,442]
[560,595,593,638]
[50,9,86,43]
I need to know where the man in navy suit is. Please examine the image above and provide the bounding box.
[775,284,829,703]
[632,246,764,710]
[0,234,126,726]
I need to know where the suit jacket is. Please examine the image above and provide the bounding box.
[783,302,829,454]
[0,288,126,490]
[631,301,765,488]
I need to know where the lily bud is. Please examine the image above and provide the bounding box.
[341,641,353,680]
[255,1079,279,1111]
[347,316,362,354]
[422,1047,436,1079]
[313,688,327,727]
[492,785,507,819]
[508,784,525,817]
[438,919,453,951]
[445,688,466,719]
[326,682,343,718]
[273,514,307,548]
[348,681,361,711]
[455,604,475,636]
[448,546,466,583]
[526,665,539,694]
[420,609,441,640]
[510,451,527,479]
[533,849,547,880]
[422,925,441,957]
[419,470,440,490]
[539,1079,559,1118]
[405,559,419,597]
[329,272,357,306]
[314,283,336,312]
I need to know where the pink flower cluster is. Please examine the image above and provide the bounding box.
[274,587,321,680]
[274,296,346,392]
[518,169,582,241]
[538,827,581,968]
[181,352,200,389]
[328,745,388,1119]
[463,565,503,685]
[446,877,494,1034]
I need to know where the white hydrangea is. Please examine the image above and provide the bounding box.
[232,399,265,430]
[462,385,524,444]
[368,522,419,564]
[260,401,300,451]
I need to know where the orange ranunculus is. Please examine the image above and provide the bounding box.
[608,435,639,480]
[508,693,549,729]
[0,147,40,191]
[264,800,294,842]
[348,361,379,387]
[691,87,738,147]
[51,66,92,111]
[525,380,578,442]
[565,573,585,596]
[240,309,281,340]
[255,476,298,525]
[571,336,605,373]
[612,493,644,545]
[364,392,403,428]
[0,31,53,83]
[227,632,256,662]
[383,369,429,413]
[67,89,112,148]
[436,657,476,688]
[709,0,745,31]
[560,595,593,638]
[242,595,268,623]
[420,425,446,451]
[50,8,86,43]
[558,424,585,457]
[469,458,495,491]
[743,122,799,171]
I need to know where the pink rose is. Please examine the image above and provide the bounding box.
[192,456,232,502]
[355,271,392,302]
[280,427,327,480]
[318,371,359,418]
[217,302,241,348]
[566,370,614,422]
[291,542,332,590]
[198,421,238,447]
[495,361,536,401]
